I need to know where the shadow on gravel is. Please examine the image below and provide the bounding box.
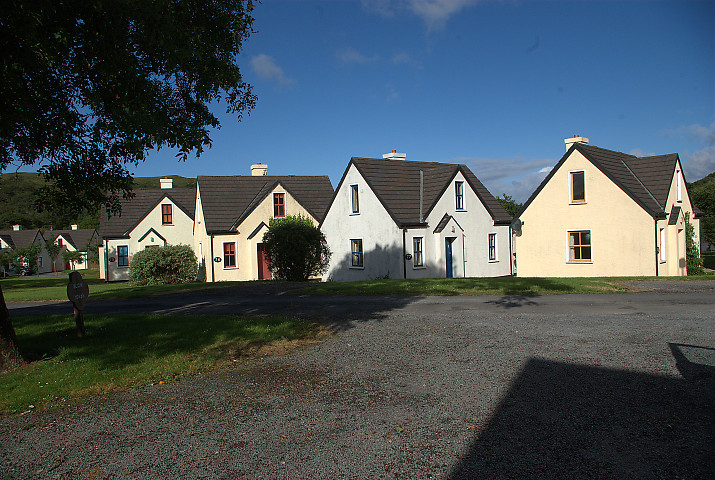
[448,357,715,479]
[485,294,540,309]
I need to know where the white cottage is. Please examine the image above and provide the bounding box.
[321,152,513,281]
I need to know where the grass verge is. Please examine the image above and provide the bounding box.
[0,313,327,415]
[304,275,715,296]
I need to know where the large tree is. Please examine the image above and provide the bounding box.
[0,0,257,371]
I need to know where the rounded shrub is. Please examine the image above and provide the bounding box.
[129,244,198,285]
[263,215,331,281]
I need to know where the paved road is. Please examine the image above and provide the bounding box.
[2,282,714,479]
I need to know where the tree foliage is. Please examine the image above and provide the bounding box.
[62,249,85,268]
[45,239,62,273]
[0,0,256,217]
[688,173,715,250]
[685,213,704,275]
[263,215,331,282]
[496,193,522,218]
[129,244,198,286]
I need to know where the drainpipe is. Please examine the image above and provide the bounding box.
[509,226,514,276]
[402,228,407,279]
[210,234,215,283]
[104,239,109,282]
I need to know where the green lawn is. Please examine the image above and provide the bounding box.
[1,313,324,415]
[305,275,715,296]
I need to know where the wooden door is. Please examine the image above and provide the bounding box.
[257,244,272,280]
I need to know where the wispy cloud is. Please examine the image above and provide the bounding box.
[683,146,715,181]
[363,0,482,32]
[451,156,556,203]
[391,52,423,68]
[336,48,379,64]
[629,148,656,158]
[250,54,294,85]
[661,121,715,145]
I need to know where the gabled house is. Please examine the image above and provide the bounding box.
[194,164,334,282]
[99,178,196,281]
[0,225,51,274]
[514,136,703,277]
[44,225,99,271]
[320,151,513,281]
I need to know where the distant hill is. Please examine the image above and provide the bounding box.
[0,173,196,231]
[689,171,715,189]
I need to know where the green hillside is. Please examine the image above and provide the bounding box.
[0,173,196,231]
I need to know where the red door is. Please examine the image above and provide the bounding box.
[257,244,272,280]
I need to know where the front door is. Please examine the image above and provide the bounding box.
[257,243,272,280]
[445,238,454,278]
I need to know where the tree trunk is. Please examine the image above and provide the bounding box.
[0,284,24,372]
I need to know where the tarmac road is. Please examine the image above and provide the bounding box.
[1,281,714,479]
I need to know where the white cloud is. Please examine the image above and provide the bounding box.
[362,0,481,32]
[683,146,715,181]
[250,54,293,85]
[336,48,379,64]
[451,156,556,203]
[391,52,423,68]
[629,148,656,158]
[661,121,715,145]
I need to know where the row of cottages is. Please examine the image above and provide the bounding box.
[514,136,702,277]
[321,151,513,281]
[0,225,99,274]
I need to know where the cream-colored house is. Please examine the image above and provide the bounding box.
[0,225,52,274]
[99,178,196,281]
[194,164,333,282]
[514,136,703,277]
[44,226,99,271]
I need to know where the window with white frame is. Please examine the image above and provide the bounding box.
[488,233,497,261]
[350,184,359,214]
[455,181,464,210]
[659,227,666,263]
[117,245,129,267]
[676,169,682,202]
[568,230,591,262]
[413,237,423,267]
[351,239,363,268]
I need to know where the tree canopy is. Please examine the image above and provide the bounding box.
[0,0,256,217]
[689,172,715,249]
[263,216,331,282]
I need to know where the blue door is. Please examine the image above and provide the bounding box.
[445,238,454,278]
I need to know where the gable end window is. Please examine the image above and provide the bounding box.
[455,181,464,210]
[659,227,666,263]
[162,204,173,225]
[413,237,423,267]
[350,184,360,214]
[351,239,363,268]
[568,230,591,262]
[117,245,129,267]
[676,169,682,202]
[223,242,237,268]
[570,171,586,203]
[488,233,497,261]
[274,193,285,218]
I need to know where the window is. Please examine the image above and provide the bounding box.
[351,239,363,268]
[351,185,359,214]
[488,233,497,261]
[659,227,666,263]
[57,238,63,246]
[413,237,423,267]
[162,204,173,225]
[568,230,591,262]
[117,245,129,267]
[570,171,585,203]
[273,193,285,218]
[38,256,42,268]
[223,242,236,268]
[676,169,682,202]
[455,181,464,210]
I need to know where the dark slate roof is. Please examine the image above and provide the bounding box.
[0,229,42,249]
[45,229,99,250]
[344,157,511,227]
[197,176,334,233]
[99,188,196,238]
[518,144,685,219]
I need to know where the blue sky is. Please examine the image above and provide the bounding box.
[137,0,714,202]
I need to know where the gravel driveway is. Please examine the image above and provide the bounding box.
[1,288,714,479]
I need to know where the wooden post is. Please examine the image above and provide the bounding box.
[67,271,89,338]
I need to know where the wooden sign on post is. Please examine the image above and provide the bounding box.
[67,271,89,337]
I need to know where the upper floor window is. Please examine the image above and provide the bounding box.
[570,171,585,203]
[676,169,682,202]
[274,193,285,218]
[223,242,237,268]
[351,184,359,214]
[57,238,63,246]
[351,239,363,268]
[488,233,497,261]
[568,230,591,262]
[455,181,464,210]
[117,245,129,267]
[413,237,423,267]
[162,204,173,225]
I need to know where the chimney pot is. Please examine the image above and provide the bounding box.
[160,177,173,189]
[12,224,21,231]
[71,224,79,230]
[251,163,268,176]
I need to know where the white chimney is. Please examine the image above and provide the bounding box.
[160,177,173,189]
[71,224,79,230]
[251,163,268,176]
[382,149,406,160]
[12,224,21,231]
[564,135,589,151]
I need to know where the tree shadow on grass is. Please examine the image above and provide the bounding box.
[447,355,714,479]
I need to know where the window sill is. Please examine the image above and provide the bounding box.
[349,266,364,270]
[569,201,587,205]
[223,266,238,270]
[412,266,426,270]
[566,261,593,264]
[349,212,360,216]
[489,260,499,263]
[455,209,467,212]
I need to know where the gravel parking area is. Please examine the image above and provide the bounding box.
[1,294,713,479]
